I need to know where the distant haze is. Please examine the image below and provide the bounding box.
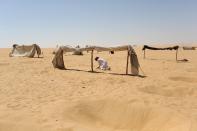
[0,0,197,48]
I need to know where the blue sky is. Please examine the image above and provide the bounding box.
[0,0,196,47]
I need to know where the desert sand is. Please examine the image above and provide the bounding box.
[0,46,197,131]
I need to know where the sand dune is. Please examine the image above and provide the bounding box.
[62,99,190,131]
[0,46,197,131]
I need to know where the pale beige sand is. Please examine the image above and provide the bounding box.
[0,46,197,131]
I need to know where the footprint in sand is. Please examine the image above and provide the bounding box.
[186,67,197,72]
[138,85,194,97]
[0,63,9,66]
[169,76,197,83]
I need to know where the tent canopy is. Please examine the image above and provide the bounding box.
[9,44,41,58]
[52,45,140,76]
[53,45,83,55]
[142,45,179,51]
[142,45,179,60]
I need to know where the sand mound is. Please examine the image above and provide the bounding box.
[0,122,45,131]
[62,100,190,131]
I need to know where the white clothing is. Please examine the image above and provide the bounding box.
[97,58,109,70]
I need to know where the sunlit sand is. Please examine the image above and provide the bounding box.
[0,46,197,131]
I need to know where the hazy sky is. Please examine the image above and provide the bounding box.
[0,0,197,47]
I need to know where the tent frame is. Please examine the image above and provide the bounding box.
[89,48,130,75]
[52,45,140,76]
[142,45,179,61]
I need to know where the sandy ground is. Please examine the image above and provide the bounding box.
[0,46,197,131]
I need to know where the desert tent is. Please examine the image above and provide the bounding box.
[73,45,83,55]
[52,45,140,76]
[183,46,196,50]
[9,44,41,58]
[142,45,179,60]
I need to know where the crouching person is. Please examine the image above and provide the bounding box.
[95,57,111,70]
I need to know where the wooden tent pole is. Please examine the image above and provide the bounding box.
[143,49,146,59]
[91,50,94,72]
[176,49,178,61]
[126,50,129,75]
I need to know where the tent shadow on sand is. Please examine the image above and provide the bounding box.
[144,58,189,63]
[29,56,44,59]
[56,68,146,78]
[144,58,175,61]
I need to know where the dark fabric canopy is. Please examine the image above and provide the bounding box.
[142,45,179,51]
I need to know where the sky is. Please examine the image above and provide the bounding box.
[0,0,197,48]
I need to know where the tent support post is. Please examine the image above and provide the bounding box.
[176,49,178,61]
[143,49,146,59]
[126,50,129,75]
[91,50,94,72]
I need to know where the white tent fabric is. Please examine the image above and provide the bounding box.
[52,45,140,75]
[53,45,74,54]
[9,44,41,57]
[53,45,83,55]
[53,45,130,53]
